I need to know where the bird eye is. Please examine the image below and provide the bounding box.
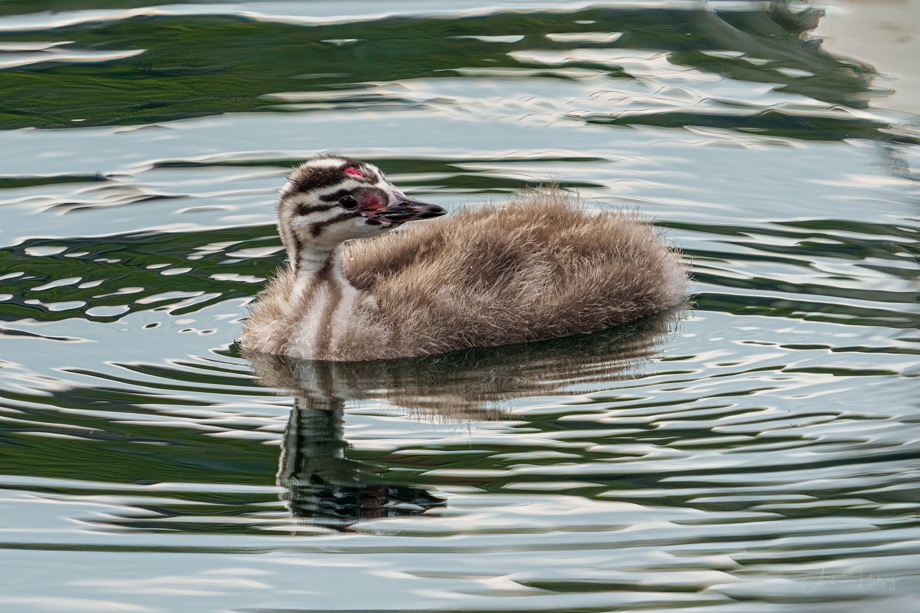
[340,195,359,209]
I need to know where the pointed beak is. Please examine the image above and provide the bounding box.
[379,198,446,224]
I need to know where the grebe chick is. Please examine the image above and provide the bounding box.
[240,156,688,361]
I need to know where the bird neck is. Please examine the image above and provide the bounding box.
[282,242,356,360]
[291,243,346,287]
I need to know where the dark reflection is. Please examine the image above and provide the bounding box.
[276,399,445,527]
[247,309,683,526]
[0,4,882,132]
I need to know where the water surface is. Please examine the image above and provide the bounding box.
[0,1,918,611]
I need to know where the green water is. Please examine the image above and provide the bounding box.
[1,1,918,611]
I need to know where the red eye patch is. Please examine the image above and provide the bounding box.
[358,192,384,212]
[344,167,364,177]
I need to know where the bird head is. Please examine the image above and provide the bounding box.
[276,156,445,264]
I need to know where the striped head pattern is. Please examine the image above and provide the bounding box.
[277,156,446,270]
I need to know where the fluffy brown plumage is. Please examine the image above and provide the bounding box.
[345,190,686,357]
[239,157,687,361]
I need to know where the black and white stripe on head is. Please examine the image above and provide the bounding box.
[281,156,385,203]
[275,157,396,273]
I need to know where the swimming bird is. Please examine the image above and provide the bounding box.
[240,156,687,361]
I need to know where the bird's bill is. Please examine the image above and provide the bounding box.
[377,198,446,224]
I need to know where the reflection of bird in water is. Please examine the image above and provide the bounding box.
[240,156,687,361]
[276,399,445,527]
[250,308,681,416]
[251,309,681,526]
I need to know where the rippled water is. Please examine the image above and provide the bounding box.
[1,1,918,611]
